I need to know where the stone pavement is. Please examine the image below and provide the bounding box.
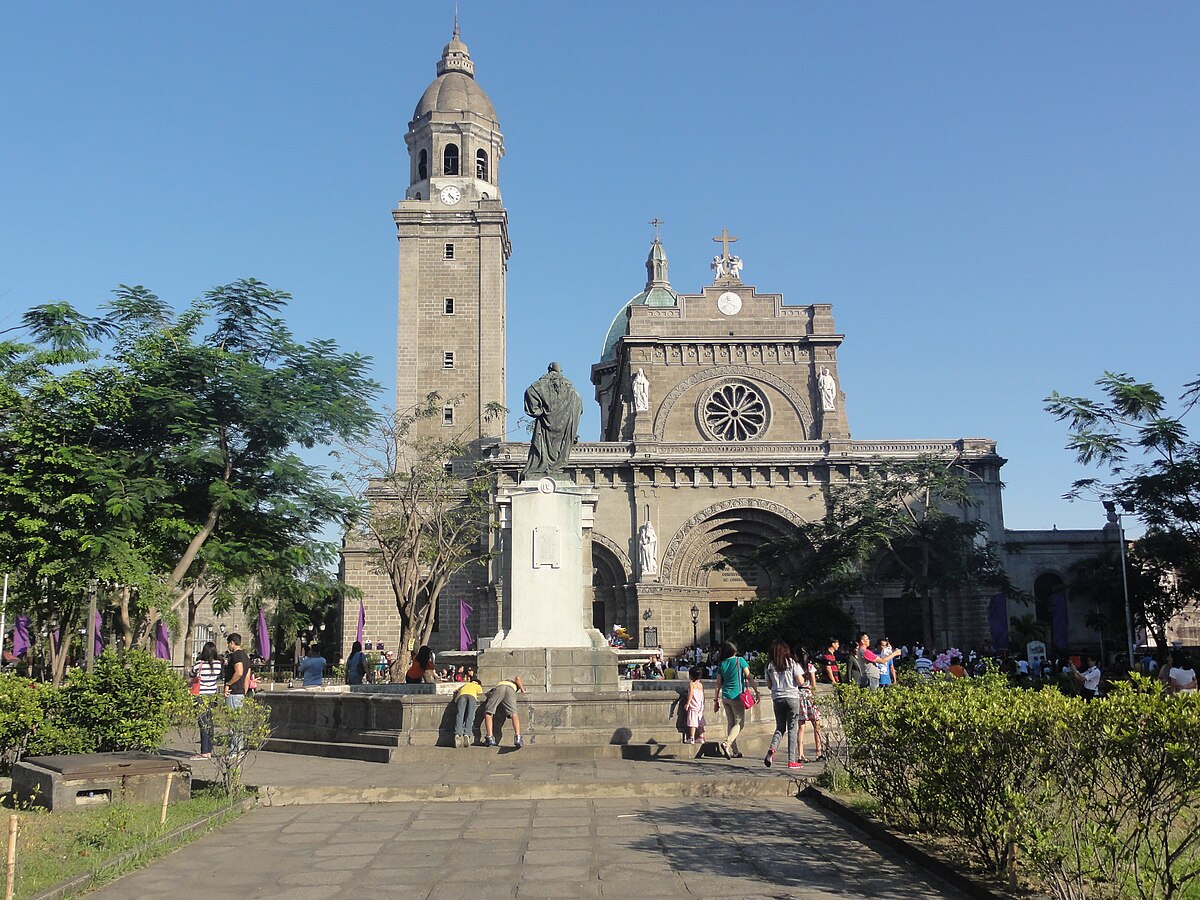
[89,796,969,899]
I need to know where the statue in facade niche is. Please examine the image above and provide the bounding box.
[522,362,583,480]
[818,366,837,412]
[632,368,650,412]
[638,521,658,577]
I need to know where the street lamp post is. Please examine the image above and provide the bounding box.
[690,604,699,651]
[1104,501,1137,668]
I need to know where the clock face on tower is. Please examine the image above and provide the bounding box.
[439,185,462,206]
[717,291,742,316]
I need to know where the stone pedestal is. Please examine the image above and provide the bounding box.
[485,477,619,690]
[477,645,618,693]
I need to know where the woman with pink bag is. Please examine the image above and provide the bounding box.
[713,640,760,760]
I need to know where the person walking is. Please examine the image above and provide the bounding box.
[1164,650,1197,693]
[482,675,526,748]
[298,644,327,687]
[684,665,705,744]
[189,641,222,760]
[224,632,252,755]
[763,640,806,769]
[453,675,484,747]
[224,633,251,707]
[345,641,367,686]
[714,640,759,760]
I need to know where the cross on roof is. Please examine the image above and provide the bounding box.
[649,218,664,239]
[712,228,738,264]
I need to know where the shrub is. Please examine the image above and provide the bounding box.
[205,697,272,797]
[0,675,46,774]
[833,675,1200,899]
[53,650,192,752]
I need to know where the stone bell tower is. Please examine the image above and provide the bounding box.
[394,26,510,452]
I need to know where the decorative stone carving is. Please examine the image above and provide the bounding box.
[590,531,633,582]
[728,255,743,280]
[699,380,770,442]
[818,367,837,412]
[711,255,727,279]
[638,521,658,577]
[632,368,650,412]
[652,366,812,442]
[660,498,807,585]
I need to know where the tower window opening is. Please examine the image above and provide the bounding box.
[443,297,455,315]
[443,243,455,260]
[417,149,428,181]
[443,351,455,369]
[476,149,489,181]
[442,404,455,426]
[443,143,459,176]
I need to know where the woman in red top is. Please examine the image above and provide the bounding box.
[405,645,438,683]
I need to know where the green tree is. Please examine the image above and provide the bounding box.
[1047,372,1200,650]
[727,594,855,659]
[0,281,379,680]
[339,396,501,674]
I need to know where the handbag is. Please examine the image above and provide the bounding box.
[739,687,756,710]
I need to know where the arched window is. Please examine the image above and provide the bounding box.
[443,143,459,176]
[417,149,428,180]
[476,149,489,182]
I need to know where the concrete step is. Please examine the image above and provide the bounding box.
[254,773,808,806]
[261,737,396,763]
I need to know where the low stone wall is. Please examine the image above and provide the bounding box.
[259,688,771,747]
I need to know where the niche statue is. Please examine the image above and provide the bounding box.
[523,362,583,480]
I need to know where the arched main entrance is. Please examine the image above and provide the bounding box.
[660,500,806,648]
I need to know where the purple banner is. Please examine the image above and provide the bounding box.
[13,615,30,657]
[987,593,1009,651]
[257,608,272,661]
[356,599,365,645]
[154,620,172,660]
[1050,591,1069,650]
[459,599,473,651]
[94,610,105,658]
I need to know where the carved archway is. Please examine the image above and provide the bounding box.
[590,532,633,583]
[652,366,813,441]
[591,536,632,635]
[660,499,807,588]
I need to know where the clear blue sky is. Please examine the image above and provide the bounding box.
[2,2,1197,533]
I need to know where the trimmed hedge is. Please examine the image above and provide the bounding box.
[830,675,1200,900]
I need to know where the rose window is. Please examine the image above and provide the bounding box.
[701,382,768,441]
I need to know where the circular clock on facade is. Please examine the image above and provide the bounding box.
[439,185,462,205]
[717,291,742,316]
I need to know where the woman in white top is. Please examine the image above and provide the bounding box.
[1164,650,1198,694]
[764,639,808,769]
[190,641,223,759]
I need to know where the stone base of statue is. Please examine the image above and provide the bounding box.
[479,476,618,692]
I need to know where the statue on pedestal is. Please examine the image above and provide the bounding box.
[523,362,583,480]
[818,366,837,412]
[632,368,650,413]
[638,521,658,577]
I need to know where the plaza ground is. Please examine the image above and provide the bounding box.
[89,796,968,899]
[81,740,971,898]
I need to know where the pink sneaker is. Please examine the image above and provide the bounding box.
[787,761,803,769]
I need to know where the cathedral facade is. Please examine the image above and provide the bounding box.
[340,31,1114,661]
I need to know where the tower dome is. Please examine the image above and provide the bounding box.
[412,26,497,122]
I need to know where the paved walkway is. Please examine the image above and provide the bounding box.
[91,796,968,899]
